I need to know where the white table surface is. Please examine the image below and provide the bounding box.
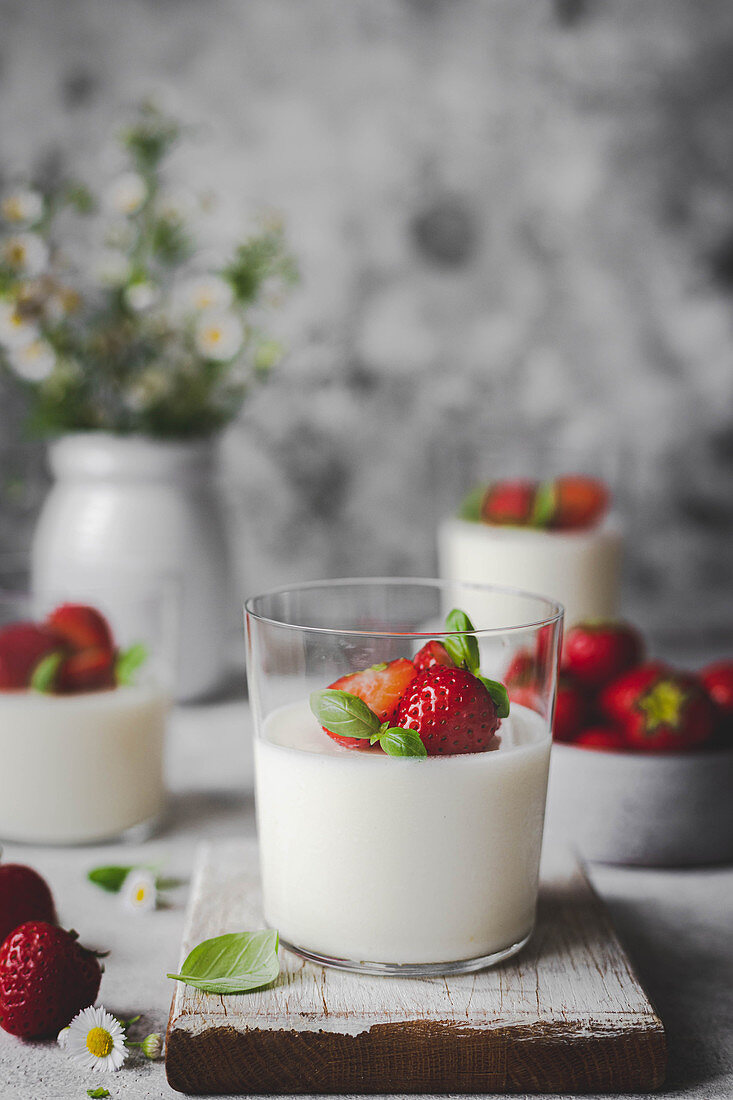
[1,696,732,1100]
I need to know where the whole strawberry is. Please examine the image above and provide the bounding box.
[622,672,717,753]
[0,864,56,945]
[552,676,588,742]
[574,726,626,751]
[548,475,609,531]
[0,922,101,1038]
[562,621,644,689]
[599,662,669,726]
[393,666,501,754]
[699,662,733,722]
[481,479,537,526]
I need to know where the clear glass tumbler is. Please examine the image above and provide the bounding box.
[246,577,562,976]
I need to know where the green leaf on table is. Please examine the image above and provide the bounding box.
[442,608,480,673]
[377,727,428,758]
[87,1089,110,1099]
[88,865,133,893]
[115,643,148,686]
[309,689,380,741]
[167,929,279,994]
[30,651,64,693]
[476,674,510,719]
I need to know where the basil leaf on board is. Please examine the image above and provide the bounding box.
[167,929,279,994]
[88,865,134,893]
[477,674,511,719]
[378,728,428,758]
[443,608,480,673]
[458,484,486,522]
[30,651,64,693]
[309,689,380,740]
[115,642,148,686]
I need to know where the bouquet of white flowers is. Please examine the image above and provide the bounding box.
[0,101,297,438]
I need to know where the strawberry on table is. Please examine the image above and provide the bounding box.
[620,672,717,753]
[574,726,626,751]
[548,475,609,531]
[45,604,114,654]
[413,640,454,671]
[322,658,417,749]
[0,623,63,690]
[0,864,56,945]
[0,921,101,1038]
[552,676,587,743]
[562,621,644,689]
[599,662,669,726]
[481,479,538,526]
[392,666,502,755]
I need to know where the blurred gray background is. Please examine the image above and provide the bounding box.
[1,0,732,653]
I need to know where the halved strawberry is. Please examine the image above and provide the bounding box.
[0,624,62,690]
[392,666,501,755]
[56,647,116,694]
[574,726,626,751]
[549,475,609,531]
[481,480,538,526]
[413,640,454,671]
[45,604,114,653]
[323,658,417,749]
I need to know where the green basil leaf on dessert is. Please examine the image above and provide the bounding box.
[88,865,134,893]
[477,675,510,719]
[167,929,279,994]
[309,689,380,740]
[458,484,486,522]
[379,728,428,758]
[30,651,64,693]
[115,642,148,686]
[443,608,480,672]
[532,480,556,528]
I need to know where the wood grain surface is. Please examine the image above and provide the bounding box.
[166,840,666,1095]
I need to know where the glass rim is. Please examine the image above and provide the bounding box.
[244,576,564,638]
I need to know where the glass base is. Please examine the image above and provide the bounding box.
[0,807,164,848]
[279,927,533,977]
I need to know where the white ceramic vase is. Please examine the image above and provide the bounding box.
[31,432,232,702]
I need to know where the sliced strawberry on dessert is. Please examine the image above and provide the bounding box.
[322,658,417,749]
[574,726,626,751]
[413,640,454,671]
[56,646,116,694]
[552,676,588,742]
[548,475,609,531]
[0,623,63,690]
[699,661,733,721]
[562,621,644,689]
[392,666,501,755]
[599,661,669,726]
[45,603,114,653]
[621,672,717,753]
[481,479,538,526]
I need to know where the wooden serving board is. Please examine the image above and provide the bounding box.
[166,840,665,1095]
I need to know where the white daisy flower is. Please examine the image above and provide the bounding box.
[57,1026,70,1048]
[0,300,39,349]
[7,338,56,382]
[124,281,159,312]
[1,189,44,227]
[178,274,233,314]
[105,172,147,216]
[95,251,133,288]
[2,233,49,276]
[195,310,243,361]
[60,1005,128,1073]
[121,868,157,913]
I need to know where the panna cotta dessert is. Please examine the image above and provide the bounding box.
[439,476,623,629]
[249,594,559,975]
[0,602,168,844]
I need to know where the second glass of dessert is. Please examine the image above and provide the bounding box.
[0,572,174,845]
[246,578,562,975]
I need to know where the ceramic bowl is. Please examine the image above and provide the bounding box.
[544,742,733,866]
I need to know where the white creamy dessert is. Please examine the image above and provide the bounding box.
[439,516,623,629]
[0,685,168,844]
[255,698,551,967]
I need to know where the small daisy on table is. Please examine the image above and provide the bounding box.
[59,1006,128,1073]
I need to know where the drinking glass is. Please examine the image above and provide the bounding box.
[246,577,562,976]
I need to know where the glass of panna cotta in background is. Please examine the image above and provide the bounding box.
[0,564,175,845]
[436,441,624,630]
[246,578,562,976]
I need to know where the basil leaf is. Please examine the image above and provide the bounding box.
[458,484,486,522]
[477,674,510,719]
[309,689,380,740]
[167,929,279,994]
[115,642,148,686]
[87,1089,110,1099]
[30,651,64,693]
[443,608,480,673]
[378,728,427,758]
[532,480,556,528]
[88,865,133,893]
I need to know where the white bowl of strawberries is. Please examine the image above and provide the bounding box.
[535,622,733,866]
